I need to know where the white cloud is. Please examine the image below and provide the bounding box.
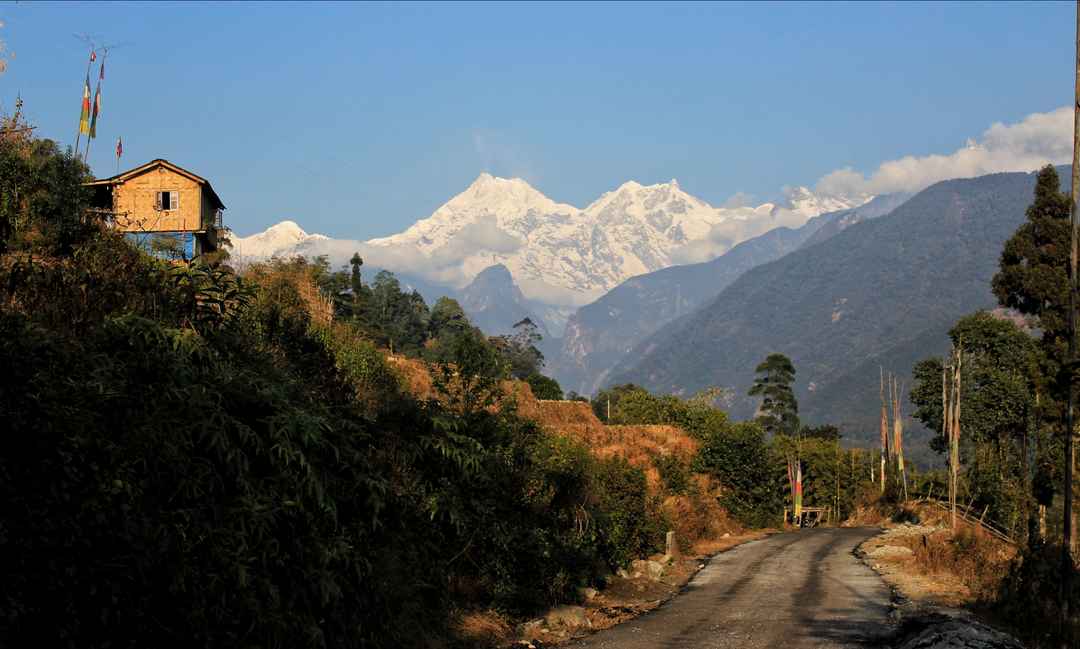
[284,215,523,289]
[427,216,523,267]
[815,106,1072,198]
[669,204,809,264]
[517,276,602,307]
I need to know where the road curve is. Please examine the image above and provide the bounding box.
[568,528,893,649]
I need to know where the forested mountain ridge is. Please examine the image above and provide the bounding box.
[610,169,1060,451]
[551,193,909,396]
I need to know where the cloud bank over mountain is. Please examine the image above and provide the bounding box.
[815,106,1071,198]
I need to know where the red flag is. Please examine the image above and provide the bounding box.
[90,50,96,63]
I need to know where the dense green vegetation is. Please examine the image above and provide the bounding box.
[588,382,873,528]
[611,169,1057,458]
[906,166,1079,645]
[0,131,669,647]
[910,311,1043,537]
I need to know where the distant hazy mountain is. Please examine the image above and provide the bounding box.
[550,194,909,396]
[609,169,1055,452]
[457,264,550,338]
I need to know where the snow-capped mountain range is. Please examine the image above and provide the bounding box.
[232,174,869,307]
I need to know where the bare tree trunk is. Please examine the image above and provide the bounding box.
[950,347,963,533]
[880,367,888,493]
[894,377,908,501]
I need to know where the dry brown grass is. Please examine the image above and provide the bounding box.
[662,474,745,552]
[862,502,1019,608]
[535,399,602,427]
[451,609,513,648]
[292,274,334,328]
[577,425,697,491]
[386,355,437,400]
[898,526,1016,601]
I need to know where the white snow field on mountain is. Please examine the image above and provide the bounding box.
[232,173,869,308]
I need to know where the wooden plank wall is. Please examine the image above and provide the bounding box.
[112,166,204,233]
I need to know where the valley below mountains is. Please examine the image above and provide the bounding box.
[232,167,1053,460]
[609,169,1060,457]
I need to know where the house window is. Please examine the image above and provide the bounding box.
[156,191,180,211]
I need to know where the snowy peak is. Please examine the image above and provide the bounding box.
[782,186,872,219]
[239,175,870,307]
[232,219,327,259]
[368,173,577,252]
[452,173,574,214]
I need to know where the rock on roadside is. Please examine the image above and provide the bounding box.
[897,618,1025,649]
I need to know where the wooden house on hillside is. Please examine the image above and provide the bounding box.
[86,159,226,258]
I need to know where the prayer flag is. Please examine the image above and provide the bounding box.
[78,75,91,135]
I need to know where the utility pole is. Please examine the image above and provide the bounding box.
[1064,0,1080,641]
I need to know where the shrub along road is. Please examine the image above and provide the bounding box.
[568,528,891,648]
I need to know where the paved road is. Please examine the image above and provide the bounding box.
[569,528,893,649]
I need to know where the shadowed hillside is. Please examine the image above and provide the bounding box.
[552,194,909,396]
[610,169,1062,456]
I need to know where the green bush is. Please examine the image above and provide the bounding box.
[527,372,564,400]
[655,453,694,496]
[0,136,94,254]
[695,421,782,527]
[0,301,418,647]
[593,456,665,567]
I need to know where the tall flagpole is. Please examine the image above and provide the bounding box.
[73,48,95,157]
[84,53,105,164]
[1063,2,1080,644]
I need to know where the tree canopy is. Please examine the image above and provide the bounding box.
[748,352,799,436]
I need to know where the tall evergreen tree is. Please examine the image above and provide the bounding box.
[349,252,364,294]
[992,164,1071,364]
[991,164,1077,548]
[748,352,799,436]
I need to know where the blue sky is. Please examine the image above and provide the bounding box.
[0,1,1075,238]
